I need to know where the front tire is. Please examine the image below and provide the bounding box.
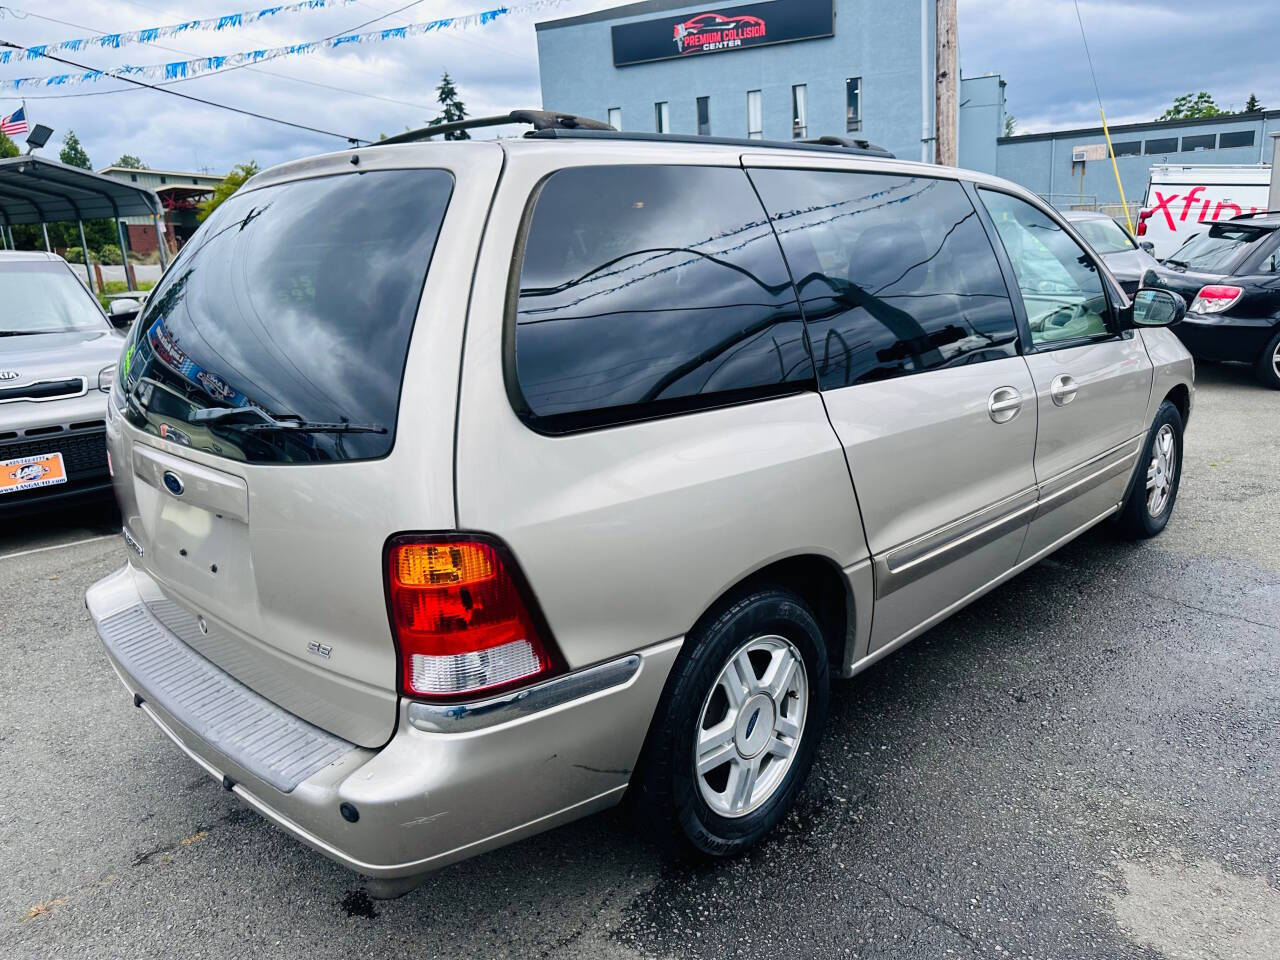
[1117,400,1184,539]
[632,589,829,858]
[1255,328,1280,389]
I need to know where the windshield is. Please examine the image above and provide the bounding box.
[116,168,454,464]
[0,260,107,334]
[1167,223,1269,272]
[1071,217,1136,255]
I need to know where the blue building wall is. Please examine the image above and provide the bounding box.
[986,112,1280,209]
[957,74,1004,174]
[536,0,936,163]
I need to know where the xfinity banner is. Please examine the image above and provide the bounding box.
[611,0,834,67]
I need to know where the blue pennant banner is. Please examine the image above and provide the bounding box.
[0,0,362,63]
[0,2,565,92]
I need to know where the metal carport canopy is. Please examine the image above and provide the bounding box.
[0,155,161,225]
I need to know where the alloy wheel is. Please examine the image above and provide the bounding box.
[694,634,808,818]
[1146,423,1176,517]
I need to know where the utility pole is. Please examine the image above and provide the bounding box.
[935,0,958,166]
[1269,133,1280,211]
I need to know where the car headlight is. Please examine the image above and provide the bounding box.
[98,363,115,393]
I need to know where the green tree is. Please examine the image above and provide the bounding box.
[429,71,469,139]
[59,130,92,169]
[1245,93,1262,113]
[198,161,260,222]
[1003,114,1017,137]
[1157,92,1222,122]
[115,153,147,169]
[0,130,17,159]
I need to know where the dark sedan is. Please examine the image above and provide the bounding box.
[1140,213,1280,389]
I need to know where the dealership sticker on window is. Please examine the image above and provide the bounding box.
[0,452,67,495]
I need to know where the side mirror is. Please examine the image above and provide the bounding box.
[107,297,142,328]
[1130,288,1186,328]
[1139,241,1155,255]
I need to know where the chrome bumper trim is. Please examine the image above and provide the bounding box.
[406,654,643,734]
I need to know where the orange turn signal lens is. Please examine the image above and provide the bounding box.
[393,542,495,586]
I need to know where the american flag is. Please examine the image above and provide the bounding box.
[1,106,28,137]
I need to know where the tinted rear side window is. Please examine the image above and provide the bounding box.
[749,169,1019,388]
[118,169,453,463]
[510,165,811,432]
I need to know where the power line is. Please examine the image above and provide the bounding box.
[0,38,369,142]
[0,3,435,111]
[1071,0,1105,114]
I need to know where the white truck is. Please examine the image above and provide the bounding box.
[1137,163,1271,260]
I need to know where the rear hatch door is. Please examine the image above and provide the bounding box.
[110,144,503,747]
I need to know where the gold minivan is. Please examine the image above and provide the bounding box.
[87,112,1193,896]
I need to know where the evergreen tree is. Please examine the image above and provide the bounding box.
[59,130,92,169]
[1245,93,1262,113]
[430,71,469,140]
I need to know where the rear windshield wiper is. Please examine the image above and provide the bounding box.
[1162,258,1189,270]
[190,404,385,434]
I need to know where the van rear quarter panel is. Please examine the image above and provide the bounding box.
[455,143,869,671]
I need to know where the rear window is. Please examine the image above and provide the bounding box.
[1167,223,1271,273]
[117,169,453,463]
[0,260,107,334]
[1072,217,1136,255]
[509,165,810,432]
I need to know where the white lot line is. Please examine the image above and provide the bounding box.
[0,533,118,563]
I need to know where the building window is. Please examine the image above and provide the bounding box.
[846,77,862,133]
[654,101,669,134]
[1111,140,1141,157]
[1144,137,1178,155]
[1220,130,1255,149]
[608,107,622,130]
[129,173,138,182]
[747,90,763,140]
[1182,134,1216,152]
[792,84,808,139]
[697,97,711,136]
[159,176,167,184]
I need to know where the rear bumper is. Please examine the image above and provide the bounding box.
[86,564,682,878]
[1174,313,1274,364]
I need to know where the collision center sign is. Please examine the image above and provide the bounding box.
[611,0,834,67]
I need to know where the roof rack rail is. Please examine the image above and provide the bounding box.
[372,109,614,146]
[524,128,896,158]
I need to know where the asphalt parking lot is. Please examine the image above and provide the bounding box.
[2,362,1277,960]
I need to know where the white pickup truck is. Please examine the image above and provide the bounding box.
[1137,163,1271,260]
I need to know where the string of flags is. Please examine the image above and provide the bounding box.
[0,0,362,63]
[0,1,565,92]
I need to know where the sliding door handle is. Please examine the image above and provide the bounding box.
[988,386,1023,424]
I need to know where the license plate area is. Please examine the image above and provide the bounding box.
[0,452,67,495]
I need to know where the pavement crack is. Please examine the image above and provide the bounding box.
[1137,588,1279,633]
[855,878,979,951]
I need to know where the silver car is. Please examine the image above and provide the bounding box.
[85,120,1194,896]
[1,251,122,514]
[1062,210,1162,296]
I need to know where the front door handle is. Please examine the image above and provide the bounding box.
[988,386,1023,424]
[1050,374,1078,406]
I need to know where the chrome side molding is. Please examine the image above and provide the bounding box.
[406,654,643,734]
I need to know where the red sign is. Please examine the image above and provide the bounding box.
[673,13,767,55]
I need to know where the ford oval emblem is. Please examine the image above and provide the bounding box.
[162,470,185,496]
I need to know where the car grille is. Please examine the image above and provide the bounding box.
[0,377,87,403]
[0,426,109,479]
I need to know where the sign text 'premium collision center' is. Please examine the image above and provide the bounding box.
[611,0,835,67]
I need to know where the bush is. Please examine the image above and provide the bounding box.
[97,244,123,265]
[64,246,86,262]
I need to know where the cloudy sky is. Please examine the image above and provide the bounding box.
[0,0,1274,173]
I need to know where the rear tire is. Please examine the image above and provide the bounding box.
[1254,328,1280,389]
[1117,400,1184,539]
[632,589,829,858]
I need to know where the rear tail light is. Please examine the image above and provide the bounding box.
[386,535,560,700]
[1136,209,1152,236]
[1189,285,1243,314]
